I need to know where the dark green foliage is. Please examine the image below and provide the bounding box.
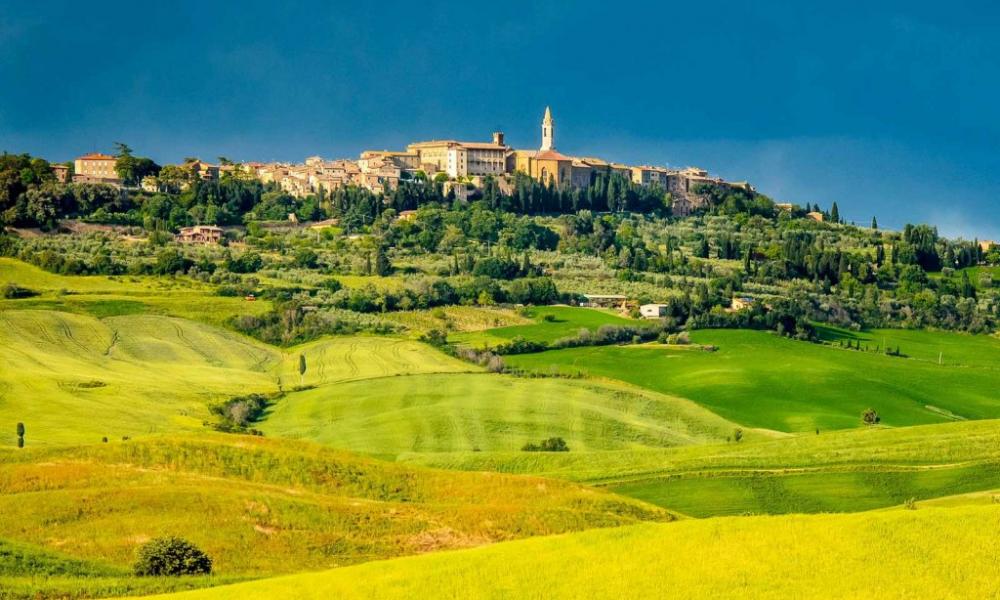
[374,245,392,276]
[861,408,881,425]
[224,251,263,274]
[522,437,570,452]
[209,393,274,434]
[133,537,212,576]
[2,283,36,299]
[15,422,24,448]
[419,329,449,347]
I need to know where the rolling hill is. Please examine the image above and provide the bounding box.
[504,328,1000,432]
[0,434,670,596]
[138,504,1000,599]
[260,373,761,456]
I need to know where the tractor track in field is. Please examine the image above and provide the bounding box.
[171,321,218,366]
[343,342,360,379]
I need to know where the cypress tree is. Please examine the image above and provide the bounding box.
[830,202,840,224]
[871,216,878,230]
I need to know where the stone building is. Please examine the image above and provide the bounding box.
[73,152,119,184]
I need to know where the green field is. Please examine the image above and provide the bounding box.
[407,418,1000,516]
[504,328,1000,432]
[0,434,669,597]
[452,305,634,348]
[260,373,759,456]
[0,308,471,446]
[142,505,1000,599]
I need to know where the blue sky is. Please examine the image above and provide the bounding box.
[2,0,998,238]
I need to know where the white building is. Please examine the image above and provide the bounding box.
[639,304,668,319]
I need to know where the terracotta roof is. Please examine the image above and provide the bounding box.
[534,149,572,161]
[77,152,116,160]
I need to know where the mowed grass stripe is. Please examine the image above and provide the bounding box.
[260,373,753,455]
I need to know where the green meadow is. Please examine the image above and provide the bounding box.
[406,418,1000,516]
[504,328,1000,432]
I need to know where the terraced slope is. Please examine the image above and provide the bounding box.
[505,328,1000,431]
[0,436,670,577]
[408,419,1000,516]
[261,373,760,456]
[141,505,1000,600]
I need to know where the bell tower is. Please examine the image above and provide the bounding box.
[540,106,554,151]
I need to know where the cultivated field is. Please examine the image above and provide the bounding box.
[261,373,756,456]
[0,308,470,446]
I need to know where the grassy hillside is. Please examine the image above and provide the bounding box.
[0,538,236,600]
[407,419,1000,516]
[140,505,1000,600]
[0,435,670,583]
[0,309,470,446]
[260,373,758,456]
[0,258,272,326]
[504,328,1000,432]
[452,305,633,348]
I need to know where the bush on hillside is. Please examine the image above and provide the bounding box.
[3,283,37,299]
[522,437,570,452]
[861,408,881,425]
[133,537,212,576]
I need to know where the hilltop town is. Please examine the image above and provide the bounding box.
[65,107,752,218]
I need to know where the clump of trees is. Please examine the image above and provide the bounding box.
[16,422,25,448]
[133,537,212,576]
[521,437,570,452]
[861,408,881,425]
[208,393,275,434]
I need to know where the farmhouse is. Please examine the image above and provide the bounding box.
[639,304,668,319]
[730,296,757,311]
[177,225,223,244]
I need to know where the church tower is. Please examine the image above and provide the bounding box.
[540,106,555,151]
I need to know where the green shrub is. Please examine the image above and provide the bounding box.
[522,437,570,452]
[133,537,212,576]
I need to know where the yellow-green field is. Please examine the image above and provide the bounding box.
[141,505,1000,600]
[4,256,1000,599]
[0,308,471,446]
[0,434,669,595]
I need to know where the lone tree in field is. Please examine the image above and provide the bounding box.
[16,422,24,448]
[861,408,881,425]
[733,428,744,443]
[298,354,307,386]
[133,537,212,576]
